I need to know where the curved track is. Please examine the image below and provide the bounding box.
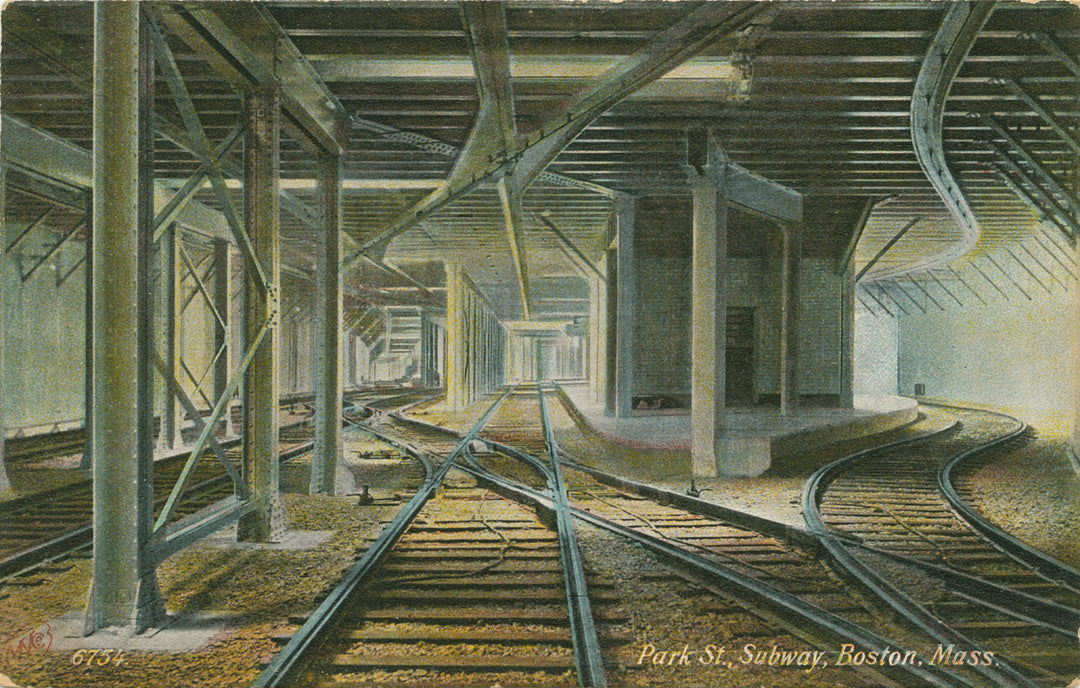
[349,387,987,687]
[805,403,1080,687]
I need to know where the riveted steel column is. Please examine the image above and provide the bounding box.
[446,263,467,410]
[614,195,635,418]
[157,223,179,451]
[780,224,802,416]
[238,83,284,542]
[839,259,855,408]
[689,164,728,477]
[212,238,231,413]
[86,3,164,632]
[0,163,9,496]
[311,153,342,495]
[80,193,94,471]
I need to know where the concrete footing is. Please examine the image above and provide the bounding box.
[561,383,917,477]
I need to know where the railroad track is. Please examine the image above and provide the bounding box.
[805,402,1080,688]
[0,389,407,592]
[3,427,84,467]
[468,385,1080,687]
[259,385,1080,688]
[319,386,986,687]
[287,488,627,688]
[260,387,616,688]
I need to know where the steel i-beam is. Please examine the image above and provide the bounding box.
[85,3,164,634]
[238,83,284,543]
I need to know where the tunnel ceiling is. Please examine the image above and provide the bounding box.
[2,1,1078,321]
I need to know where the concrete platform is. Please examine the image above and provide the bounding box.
[559,383,918,477]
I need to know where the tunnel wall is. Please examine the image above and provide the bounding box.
[2,252,87,429]
[854,308,898,396]
[2,244,323,434]
[897,283,1075,413]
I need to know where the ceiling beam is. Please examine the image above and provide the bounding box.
[352,1,766,259]
[507,1,767,199]
[1,114,231,242]
[154,3,350,156]
[975,112,1080,220]
[463,2,530,320]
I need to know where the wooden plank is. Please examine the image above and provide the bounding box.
[325,653,574,671]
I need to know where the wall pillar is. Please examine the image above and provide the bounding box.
[689,163,728,477]
[613,195,635,417]
[238,83,284,542]
[310,153,342,495]
[588,270,607,405]
[80,192,94,471]
[780,224,802,415]
[839,258,855,408]
[445,263,467,410]
[85,2,164,632]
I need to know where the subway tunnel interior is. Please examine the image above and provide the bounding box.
[1,2,1079,687]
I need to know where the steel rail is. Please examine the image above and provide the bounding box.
[0,390,374,581]
[252,384,517,688]
[538,383,606,688]
[380,391,607,686]
[0,424,315,582]
[450,458,971,688]
[852,542,1080,636]
[387,389,972,687]
[801,406,1052,688]
[931,402,1080,592]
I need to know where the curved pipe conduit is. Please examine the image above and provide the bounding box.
[884,2,996,282]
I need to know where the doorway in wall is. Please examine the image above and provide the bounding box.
[726,306,755,406]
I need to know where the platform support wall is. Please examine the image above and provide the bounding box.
[238,83,284,542]
[311,153,342,495]
[689,164,728,478]
[85,2,164,632]
[780,224,802,415]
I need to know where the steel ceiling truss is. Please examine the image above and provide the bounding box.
[352,1,768,262]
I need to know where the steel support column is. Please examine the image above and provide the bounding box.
[80,193,94,471]
[212,238,234,435]
[157,223,180,451]
[85,2,164,632]
[839,259,855,408]
[780,224,802,416]
[0,163,9,496]
[310,153,342,495]
[613,195,635,418]
[689,157,728,478]
[445,263,467,410]
[238,84,284,542]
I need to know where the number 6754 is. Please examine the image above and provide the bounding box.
[70,649,124,666]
